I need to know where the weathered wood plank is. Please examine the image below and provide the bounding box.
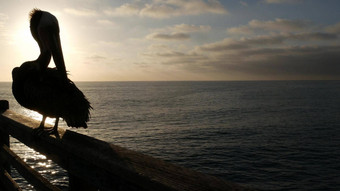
[0,110,253,191]
[1,144,61,191]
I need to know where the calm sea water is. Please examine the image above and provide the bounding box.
[1,81,339,190]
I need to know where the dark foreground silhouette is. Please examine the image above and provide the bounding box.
[12,9,91,135]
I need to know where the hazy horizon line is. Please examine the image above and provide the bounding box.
[1,79,339,83]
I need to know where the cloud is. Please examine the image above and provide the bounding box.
[139,3,178,18]
[152,23,211,34]
[199,38,250,51]
[87,55,107,61]
[228,18,311,34]
[203,44,340,79]
[199,35,284,52]
[198,30,340,78]
[96,19,116,27]
[147,32,190,40]
[142,48,208,68]
[325,22,340,34]
[249,18,310,31]
[104,3,140,17]
[0,13,9,40]
[263,0,303,4]
[240,1,248,6]
[0,13,8,31]
[64,8,98,17]
[141,25,340,79]
[227,25,253,35]
[289,32,337,41]
[192,17,340,79]
[105,0,227,19]
[200,31,337,52]
[169,24,211,33]
[143,44,340,79]
[233,46,340,77]
[146,23,211,41]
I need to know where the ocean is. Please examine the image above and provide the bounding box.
[1,81,339,190]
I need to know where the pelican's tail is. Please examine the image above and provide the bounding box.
[63,80,92,128]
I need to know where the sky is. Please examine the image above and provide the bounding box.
[0,0,340,81]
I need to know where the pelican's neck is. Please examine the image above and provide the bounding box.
[36,50,52,72]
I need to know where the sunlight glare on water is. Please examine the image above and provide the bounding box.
[23,109,56,126]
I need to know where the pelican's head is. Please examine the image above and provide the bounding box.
[29,9,67,78]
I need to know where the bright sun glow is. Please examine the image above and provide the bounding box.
[13,23,40,60]
[12,21,73,69]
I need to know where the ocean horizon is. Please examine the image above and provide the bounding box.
[1,80,339,190]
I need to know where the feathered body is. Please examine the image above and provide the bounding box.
[12,64,91,128]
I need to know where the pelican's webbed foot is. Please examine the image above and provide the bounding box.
[32,116,60,138]
[45,117,60,138]
[32,115,47,136]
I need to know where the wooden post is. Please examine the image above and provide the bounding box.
[0,100,9,112]
[0,100,10,174]
[0,100,12,190]
[0,125,10,173]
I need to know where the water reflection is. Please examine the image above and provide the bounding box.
[22,109,55,126]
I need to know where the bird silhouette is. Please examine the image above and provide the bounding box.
[12,9,92,135]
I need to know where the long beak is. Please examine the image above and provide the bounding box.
[48,31,67,79]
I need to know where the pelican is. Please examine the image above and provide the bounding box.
[12,9,91,135]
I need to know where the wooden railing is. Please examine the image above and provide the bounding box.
[0,100,252,191]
